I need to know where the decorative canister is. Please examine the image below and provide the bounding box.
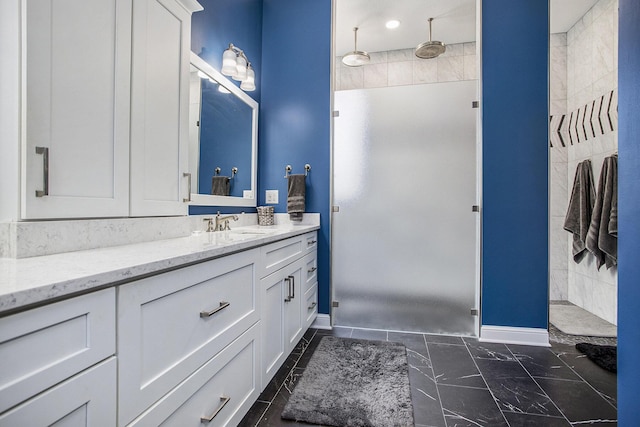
[256,206,275,226]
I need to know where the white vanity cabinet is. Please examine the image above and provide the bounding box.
[21,0,132,219]
[0,289,116,423]
[129,0,201,217]
[260,232,318,388]
[117,248,260,426]
[13,0,201,220]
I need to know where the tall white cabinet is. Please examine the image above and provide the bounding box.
[21,0,132,219]
[130,0,197,216]
[9,0,201,220]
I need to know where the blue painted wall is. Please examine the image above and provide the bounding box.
[617,0,640,421]
[481,1,549,329]
[261,0,331,314]
[192,0,263,102]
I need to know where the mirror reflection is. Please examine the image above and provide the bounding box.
[188,52,258,207]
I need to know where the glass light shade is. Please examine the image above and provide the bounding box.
[234,55,247,81]
[240,66,256,91]
[221,48,237,76]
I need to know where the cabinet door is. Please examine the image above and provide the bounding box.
[260,269,286,388]
[260,259,304,389]
[22,0,132,219]
[129,0,195,216]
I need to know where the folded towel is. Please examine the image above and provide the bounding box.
[586,155,617,269]
[564,160,596,263]
[211,176,230,196]
[287,174,306,222]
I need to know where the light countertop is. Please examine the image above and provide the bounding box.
[0,223,319,316]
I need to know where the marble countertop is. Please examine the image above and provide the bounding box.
[0,223,319,316]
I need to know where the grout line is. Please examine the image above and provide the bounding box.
[462,341,512,427]
[423,334,448,427]
[505,344,573,425]
[252,402,271,427]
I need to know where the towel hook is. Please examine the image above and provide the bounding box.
[215,167,221,176]
[304,164,311,176]
[231,167,238,179]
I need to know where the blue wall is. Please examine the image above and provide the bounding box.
[261,0,331,314]
[617,0,640,421]
[481,1,549,329]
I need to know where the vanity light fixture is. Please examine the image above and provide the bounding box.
[342,27,370,67]
[220,43,256,91]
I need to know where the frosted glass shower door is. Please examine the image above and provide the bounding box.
[332,81,478,335]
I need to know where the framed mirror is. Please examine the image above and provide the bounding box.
[188,52,258,207]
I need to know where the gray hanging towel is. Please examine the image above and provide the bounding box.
[287,174,306,222]
[564,160,596,263]
[586,155,617,269]
[211,176,230,196]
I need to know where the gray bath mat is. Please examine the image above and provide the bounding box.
[281,336,414,427]
[550,303,617,337]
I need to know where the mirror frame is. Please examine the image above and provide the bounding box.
[189,52,258,207]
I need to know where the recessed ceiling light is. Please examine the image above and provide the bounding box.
[385,20,400,29]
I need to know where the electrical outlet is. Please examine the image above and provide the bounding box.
[265,190,279,204]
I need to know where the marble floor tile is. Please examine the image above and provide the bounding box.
[349,328,387,341]
[465,340,517,361]
[557,351,618,406]
[509,344,581,380]
[502,412,571,426]
[428,343,487,388]
[424,334,465,345]
[536,377,617,423]
[438,384,508,427]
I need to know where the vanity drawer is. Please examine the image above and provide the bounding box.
[128,323,260,427]
[0,357,116,426]
[260,235,305,277]
[117,249,259,426]
[303,231,318,256]
[303,252,318,294]
[304,284,318,328]
[0,288,115,413]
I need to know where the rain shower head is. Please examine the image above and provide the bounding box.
[415,18,446,59]
[342,27,370,67]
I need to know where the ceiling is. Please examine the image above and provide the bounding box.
[335,0,600,55]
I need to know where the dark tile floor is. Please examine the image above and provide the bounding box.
[239,327,617,426]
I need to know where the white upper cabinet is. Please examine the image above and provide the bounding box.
[17,0,202,219]
[21,0,132,219]
[129,0,201,217]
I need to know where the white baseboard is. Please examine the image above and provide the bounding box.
[311,314,331,330]
[480,325,550,347]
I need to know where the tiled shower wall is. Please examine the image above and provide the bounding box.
[336,42,477,91]
[550,0,618,325]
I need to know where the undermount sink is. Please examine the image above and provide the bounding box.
[229,226,277,236]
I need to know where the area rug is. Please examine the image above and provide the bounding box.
[281,336,414,427]
[576,343,617,373]
[549,303,617,337]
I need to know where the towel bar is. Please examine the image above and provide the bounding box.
[284,164,311,178]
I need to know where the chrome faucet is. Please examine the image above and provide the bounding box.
[214,211,239,231]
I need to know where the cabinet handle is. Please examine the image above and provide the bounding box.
[35,146,49,197]
[200,301,230,318]
[289,275,295,299]
[183,172,191,202]
[200,396,230,422]
[308,240,317,245]
[307,266,317,273]
[308,302,317,310]
[284,277,292,302]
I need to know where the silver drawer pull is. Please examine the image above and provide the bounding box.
[307,266,317,273]
[200,396,230,423]
[200,301,230,318]
[308,302,317,310]
[183,172,192,202]
[308,240,317,245]
[35,146,49,197]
